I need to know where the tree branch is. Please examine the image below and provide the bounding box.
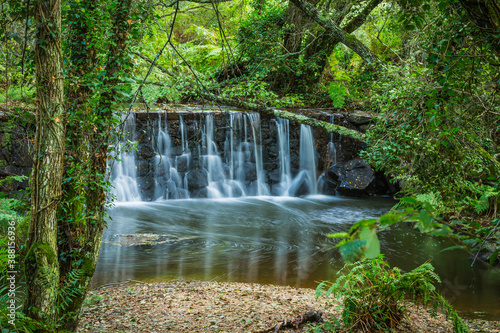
[289,0,383,65]
[199,91,366,142]
[132,51,175,77]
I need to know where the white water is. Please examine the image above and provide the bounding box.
[111,111,319,201]
[110,113,141,202]
[275,118,291,195]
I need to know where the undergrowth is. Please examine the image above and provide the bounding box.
[315,256,469,332]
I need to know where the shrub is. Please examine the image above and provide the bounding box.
[316,255,469,332]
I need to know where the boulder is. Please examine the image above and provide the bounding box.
[243,162,257,182]
[330,158,376,197]
[349,110,374,125]
[318,174,337,195]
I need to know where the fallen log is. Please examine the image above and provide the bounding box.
[254,310,324,333]
[199,91,366,142]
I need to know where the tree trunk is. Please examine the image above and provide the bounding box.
[24,0,65,330]
[278,0,382,92]
[299,0,382,86]
[288,0,382,64]
[55,0,134,331]
[458,0,500,55]
[56,0,98,330]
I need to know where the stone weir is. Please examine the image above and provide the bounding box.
[109,108,395,201]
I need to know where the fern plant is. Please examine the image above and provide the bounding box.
[316,255,469,332]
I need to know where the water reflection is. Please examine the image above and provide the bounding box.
[93,195,500,319]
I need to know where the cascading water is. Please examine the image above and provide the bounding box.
[247,113,269,196]
[328,115,338,165]
[109,113,141,202]
[110,111,320,201]
[275,118,291,196]
[287,124,317,196]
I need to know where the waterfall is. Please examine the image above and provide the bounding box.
[247,113,269,196]
[287,124,317,196]
[328,115,337,165]
[299,124,318,194]
[275,118,291,195]
[110,113,141,202]
[110,111,322,201]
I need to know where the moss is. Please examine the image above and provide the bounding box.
[80,257,95,277]
[344,33,358,46]
[25,242,58,267]
[36,243,58,266]
[15,213,30,246]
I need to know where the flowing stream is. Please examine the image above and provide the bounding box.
[100,110,500,320]
[95,196,500,320]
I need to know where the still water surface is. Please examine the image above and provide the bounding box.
[93,195,500,320]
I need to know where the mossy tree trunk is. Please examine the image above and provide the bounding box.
[288,0,381,64]
[277,0,382,92]
[24,0,65,329]
[56,0,98,330]
[298,0,382,87]
[458,0,500,55]
[55,0,134,331]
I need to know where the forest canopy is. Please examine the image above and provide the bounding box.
[0,0,499,331]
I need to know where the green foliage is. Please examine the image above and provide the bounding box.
[0,176,27,235]
[327,82,347,108]
[330,197,453,262]
[235,4,286,76]
[359,0,500,219]
[221,80,278,105]
[316,256,469,332]
[473,184,500,215]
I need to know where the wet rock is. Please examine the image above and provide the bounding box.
[349,110,374,125]
[176,154,190,173]
[318,174,337,195]
[11,139,32,168]
[186,168,209,191]
[334,158,376,197]
[327,164,342,183]
[137,144,155,160]
[105,233,197,246]
[268,169,281,184]
[137,176,154,201]
[193,187,209,198]
[243,162,257,182]
[136,159,150,177]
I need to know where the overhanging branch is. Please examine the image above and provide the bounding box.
[199,91,366,142]
[289,0,383,66]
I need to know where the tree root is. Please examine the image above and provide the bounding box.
[254,310,324,333]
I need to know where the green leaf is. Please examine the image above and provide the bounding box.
[440,245,465,253]
[399,196,417,205]
[359,226,380,259]
[339,240,366,262]
[489,251,498,266]
[327,232,349,239]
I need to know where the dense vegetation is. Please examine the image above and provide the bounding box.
[0,0,498,331]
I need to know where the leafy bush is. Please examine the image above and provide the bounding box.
[316,256,469,332]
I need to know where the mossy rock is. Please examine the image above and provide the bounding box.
[105,233,197,246]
